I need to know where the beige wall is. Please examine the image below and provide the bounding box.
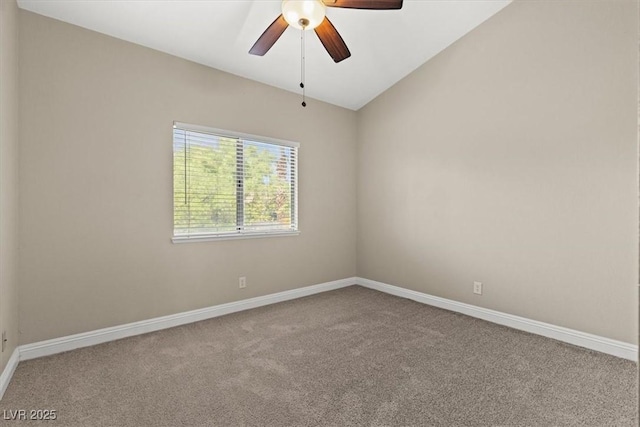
[18,11,357,344]
[15,1,640,347]
[357,0,639,344]
[0,0,20,370]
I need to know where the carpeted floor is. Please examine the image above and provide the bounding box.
[0,286,637,426]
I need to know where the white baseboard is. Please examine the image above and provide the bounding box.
[0,348,19,399]
[1,275,634,400]
[19,277,357,362]
[357,277,638,361]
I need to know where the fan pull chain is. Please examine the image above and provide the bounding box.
[300,28,306,107]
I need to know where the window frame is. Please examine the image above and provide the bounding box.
[172,121,300,243]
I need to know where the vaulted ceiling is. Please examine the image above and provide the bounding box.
[17,0,511,110]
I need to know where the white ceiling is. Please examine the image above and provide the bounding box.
[17,0,511,110]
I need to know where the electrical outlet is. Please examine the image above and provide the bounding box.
[239,276,247,289]
[473,281,482,295]
[1,331,6,352]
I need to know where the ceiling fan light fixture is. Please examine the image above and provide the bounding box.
[282,0,326,30]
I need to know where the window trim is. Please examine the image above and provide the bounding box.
[172,230,301,244]
[174,122,300,149]
[172,121,300,243]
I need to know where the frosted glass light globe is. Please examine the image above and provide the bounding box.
[282,0,326,30]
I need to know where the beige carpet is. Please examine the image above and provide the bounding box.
[0,286,637,426]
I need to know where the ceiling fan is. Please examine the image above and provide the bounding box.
[249,0,404,63]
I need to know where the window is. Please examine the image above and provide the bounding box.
[173,122,298,242]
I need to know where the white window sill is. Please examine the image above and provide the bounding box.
[172,230,300,244]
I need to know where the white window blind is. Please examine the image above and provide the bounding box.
[173,122,298,241]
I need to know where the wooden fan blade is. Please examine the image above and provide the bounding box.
[323,0,403,10]
[249,14,289,56]
[314,17,351,63]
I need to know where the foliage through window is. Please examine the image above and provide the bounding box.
[173,123,298,240]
